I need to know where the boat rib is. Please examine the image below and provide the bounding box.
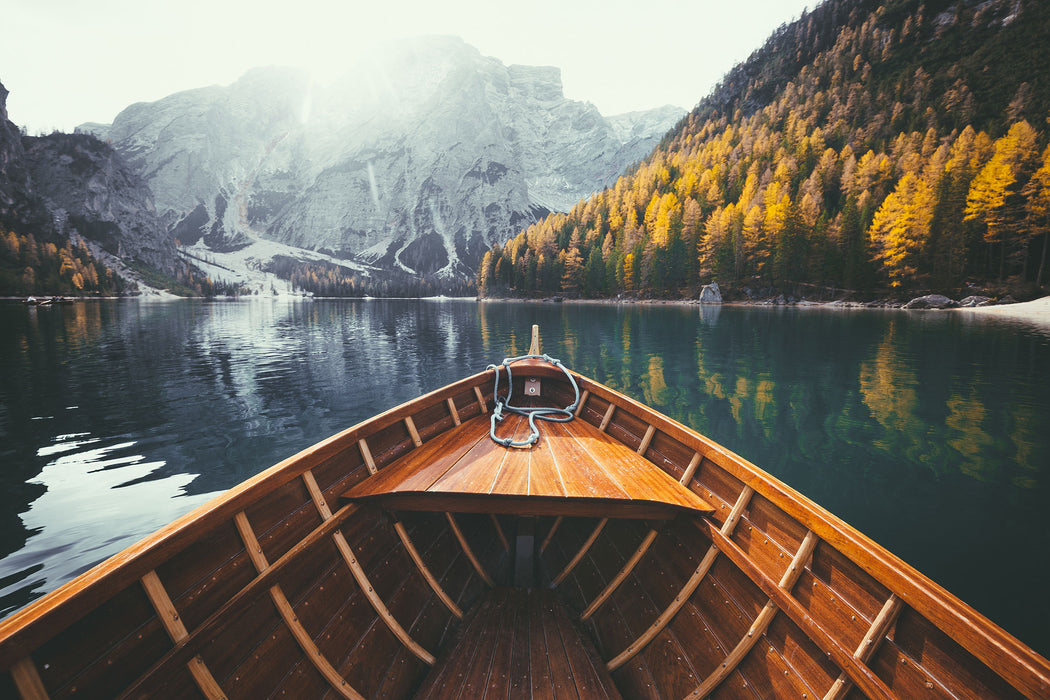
[823,594,905,700]
[301,469,436,665]
[697,517,896,700]
[140,570,225,699]
[605,485,755,672]
[685,530,818,697]
[233,511,366,700]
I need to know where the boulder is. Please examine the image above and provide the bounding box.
[958,295,993,307]
[699,282,722,304]
[903,294,959,309]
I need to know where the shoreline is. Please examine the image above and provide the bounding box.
[953,295,1050,326]
[480,294,1050,327]
[10,292,1050,327]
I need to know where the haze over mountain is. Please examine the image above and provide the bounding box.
[76,36,682,293]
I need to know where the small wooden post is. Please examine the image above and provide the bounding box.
[529,324,540,355]
[513,517,536,588]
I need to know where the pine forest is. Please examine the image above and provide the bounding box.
[477,0,1050,301]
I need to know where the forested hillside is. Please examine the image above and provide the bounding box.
[478,0,1050,300]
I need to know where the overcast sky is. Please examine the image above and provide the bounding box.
[3,0,813,134]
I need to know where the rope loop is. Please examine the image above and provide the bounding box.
[486,353,580,448]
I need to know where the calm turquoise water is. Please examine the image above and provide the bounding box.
[1,299,1048,655]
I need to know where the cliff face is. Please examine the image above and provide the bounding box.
[0,81,40,233]
[84,37,683,281]
[22,133,175,272]
[0,79,174,275]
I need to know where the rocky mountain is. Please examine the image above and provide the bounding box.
[82,37,684,287]
[0,80,174,278]
[0,81,43,235]
[22,133,174,272]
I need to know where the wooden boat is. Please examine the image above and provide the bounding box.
[1,327,1048,699]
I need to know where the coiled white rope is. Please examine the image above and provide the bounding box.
[486,354,581,448]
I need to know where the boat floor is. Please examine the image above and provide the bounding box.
[413,587,622,699]
[343,409,714,519]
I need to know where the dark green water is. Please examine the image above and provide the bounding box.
[1,299,1047,656]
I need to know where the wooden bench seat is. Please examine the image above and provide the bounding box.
[412,588,622,699]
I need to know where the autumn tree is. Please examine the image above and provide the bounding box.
[964,121,1039,279]
[1023,144,1050,285]
[870,172,935,288]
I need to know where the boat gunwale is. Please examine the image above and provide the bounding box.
[0,368,496,671]
[558,367,1050,699]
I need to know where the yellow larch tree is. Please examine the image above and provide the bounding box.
[870,171,934,288]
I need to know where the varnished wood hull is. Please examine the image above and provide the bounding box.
[1,361,1048,699]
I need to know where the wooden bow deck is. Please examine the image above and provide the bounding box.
[342,405,715,520]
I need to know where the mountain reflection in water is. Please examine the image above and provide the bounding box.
[0,298,1047,657]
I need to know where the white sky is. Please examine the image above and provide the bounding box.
[3,0,814,134]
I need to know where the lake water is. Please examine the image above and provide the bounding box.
[1,298,1048,656]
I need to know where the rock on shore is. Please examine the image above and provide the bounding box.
[903,294,959,309]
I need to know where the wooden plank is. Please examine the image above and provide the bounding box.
[488,414,539,497]
[581,529,659,621]
[544,421,633,500]
[10,657,48,700]
[696,517,896,700]
[526,422,567,499]
[446,397,461,426]
[140,570,190,642]
[331,531,435,665]
[505,590,531,697]
[552,519,608,587]
[598,403,616,431]
[476,591,514,697]
[549,418,713,512]
[234,511,270,573]
[551,594,621,699]
[574,389,590,417]
[392,521,463,619]
[345,416,491,498]
[474,386,488,413]
[636,424,656,455]
[490,514,510,551]
[404,416,423,448]
[455,596,503,696]
[822,594,905,700]
[541,516,563,554]
[357,439,377,475]
[528,593,555,700]
[301,470,333,520]
[428,417,522,495]
[538,594,578,700]
[446,513,494,587]
[233,509,365,700]
[140,571,226,700]
[684,531,818,698]
[679,452,702,485]
[267,585,364,700]
[605,486,753,671]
